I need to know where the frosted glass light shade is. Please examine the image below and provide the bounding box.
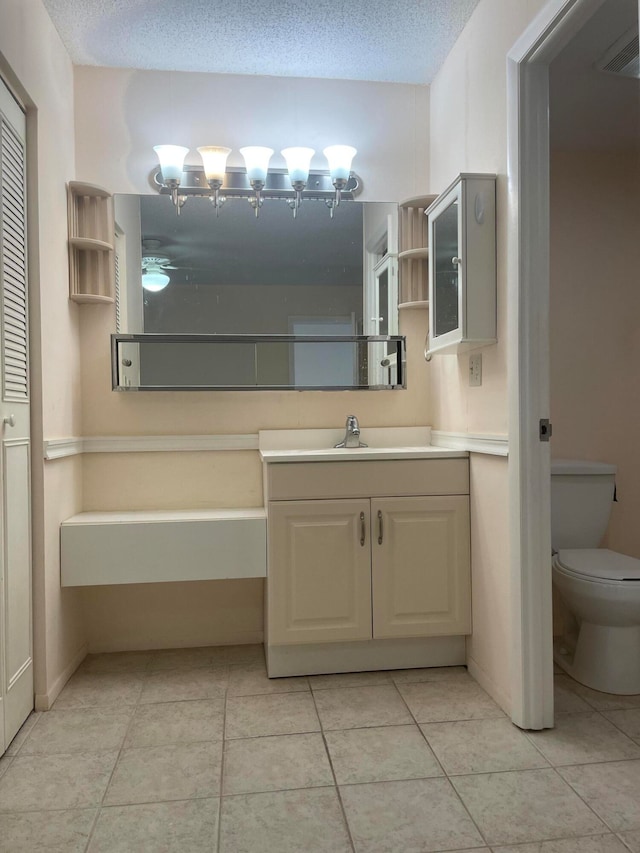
[153,145,189,182]
[281,147,315,185]
[197,146,231,182]
[323,145,357,181]
[240,146,274,183]
[142,271,170,292]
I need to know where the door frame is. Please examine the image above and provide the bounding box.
[507,0,607,728]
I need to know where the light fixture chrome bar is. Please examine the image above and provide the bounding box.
[151,165,361,200]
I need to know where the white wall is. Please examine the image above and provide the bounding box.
[550,149,640,560]
[0,0,85,707]
[428,0,549,712]
[73,66,432,651]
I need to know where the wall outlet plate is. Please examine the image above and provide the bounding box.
[469,353,482,387]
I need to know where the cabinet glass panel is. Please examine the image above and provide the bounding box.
[433,200,460,337]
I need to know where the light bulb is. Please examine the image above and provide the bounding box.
[323,145,357,182]
[281,147,315,185]
[197,146,231,183]
[240,146,274,184]
[153,145,189,183]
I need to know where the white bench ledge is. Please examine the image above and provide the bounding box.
[61,508,266,587]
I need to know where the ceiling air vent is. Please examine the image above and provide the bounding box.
[596,26,639,79]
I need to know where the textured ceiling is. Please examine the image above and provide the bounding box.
[41,0,480,84]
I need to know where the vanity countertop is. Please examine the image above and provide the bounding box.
[259,427,468,463]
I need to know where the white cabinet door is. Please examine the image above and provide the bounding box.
[0,79,32,754]
[268,499,372,645]
[371,496,471,639]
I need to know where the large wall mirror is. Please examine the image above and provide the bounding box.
[113,194,403,390]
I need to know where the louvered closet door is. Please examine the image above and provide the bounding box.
[0,79,31,754]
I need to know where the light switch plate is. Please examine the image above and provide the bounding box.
[469,353,482,387]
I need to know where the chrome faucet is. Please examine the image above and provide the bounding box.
[334,415,368,449]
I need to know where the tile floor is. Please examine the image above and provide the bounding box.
[0,647,639,852]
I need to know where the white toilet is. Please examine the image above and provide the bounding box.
[551,459,640,695]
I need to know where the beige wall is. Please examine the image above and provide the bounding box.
[0,0,86,706]
[550,149,640,560]
[72,67,432,651]
[427,0,549,713]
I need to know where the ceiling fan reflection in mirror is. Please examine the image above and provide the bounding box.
[141,239,178,292]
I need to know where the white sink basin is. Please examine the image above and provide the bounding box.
[259,427,468,463]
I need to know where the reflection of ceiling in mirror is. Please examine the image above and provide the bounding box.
[137,195,364,288]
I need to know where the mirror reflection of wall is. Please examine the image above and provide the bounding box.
[113,194,399,389]
[114,195,398,334]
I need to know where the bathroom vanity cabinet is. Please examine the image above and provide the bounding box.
[264,456,471,676]
[427,173,496,356]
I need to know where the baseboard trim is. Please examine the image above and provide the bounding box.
[267,636,466,677]
[35,643,87,711]
[466,653,512,719]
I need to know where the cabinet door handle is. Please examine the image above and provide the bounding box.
[360,511,366,546]
[377,510,383,545]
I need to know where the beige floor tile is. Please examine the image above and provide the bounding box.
[139,666,229,704]
[493,834,629,853]
[104,741,222,805]
[565,681,640,712]
[452,768,605,845]
[559,760,640,832]
[0,751,118,812]
[223,732,333,795]
[53,672,144,709]
[313,685,413,730]
[340,777,484,853]
[390,666,469,684]
[19,708,131,756]
[0,808,97,853]
[398,678,505,723]
[88,798,219,852]
[124,699,224,748]
[618,830,640,852]
[603,709,640,742]
[79,651,154,674]
[526,712,640,766]
[227,665,309,696]
[5,712,41,756]
[225,691,320,739]
[554,675,593,714]
[223,644,265,666]
[309,671,393,690]
[326,724,443,784]
[421,718,548,775]
[0,757,11,781]
[219,787,352,853]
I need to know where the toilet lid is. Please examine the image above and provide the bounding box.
[556,549,640,581]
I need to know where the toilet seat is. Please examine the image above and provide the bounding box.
[555,548,640,582]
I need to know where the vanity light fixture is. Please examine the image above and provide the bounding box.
[281,147,315,217]
[151,144,360,217]
[153,145,189,213]
[323,145,358,213]
[239,146,274,216]
[196,146,232,214]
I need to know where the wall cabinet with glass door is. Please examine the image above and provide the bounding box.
[426,174,496,356]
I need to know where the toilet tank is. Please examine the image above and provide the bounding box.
[550,459,617,550]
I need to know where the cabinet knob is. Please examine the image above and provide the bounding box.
[3,414,15,428]
[452,257,462,266]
